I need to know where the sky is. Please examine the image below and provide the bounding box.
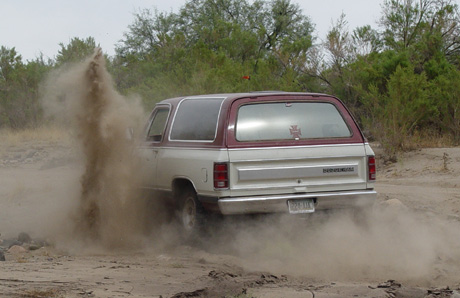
[0,0,385,62]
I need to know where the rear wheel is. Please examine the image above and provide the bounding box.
[181,193,197,231]
[177,188,205,239]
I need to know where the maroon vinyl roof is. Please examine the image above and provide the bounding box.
[152,92,365,149]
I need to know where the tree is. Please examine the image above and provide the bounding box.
[0,46,25,127]
[359,64,434,157]
[380,0,430,50]
[430,66,460,143]
[0,46,23,86]
[426,0,460,63]
[0,47,51,128]
[352,25,382,57]
[380,0,460,62]
[324,14,353,69]
[114,0,315,100]
[56,37,98,65]
[117,8,180,59]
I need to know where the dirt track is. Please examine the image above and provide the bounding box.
[1,140,460,297]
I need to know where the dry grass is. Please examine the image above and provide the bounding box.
[16,256,29,263]
[0,125,72,147]
[376,130,456,163]
[405,129,455,150]
[21,288,64,298]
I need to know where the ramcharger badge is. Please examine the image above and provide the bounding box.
[323,166,356,174]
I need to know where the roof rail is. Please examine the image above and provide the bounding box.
[249,90,286,93]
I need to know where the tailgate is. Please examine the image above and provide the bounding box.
[225,94,372,198]
[228,144,369,197]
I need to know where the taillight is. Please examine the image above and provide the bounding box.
[214,162,229,189]
[368,156,376,181]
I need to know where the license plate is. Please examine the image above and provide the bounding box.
[288,199,315,214]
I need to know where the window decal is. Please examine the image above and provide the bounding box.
[289,125,302,139]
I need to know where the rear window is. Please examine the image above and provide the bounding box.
[236,102,351,141]
[170,97,224,141]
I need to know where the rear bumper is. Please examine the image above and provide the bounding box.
[217,190,377,215]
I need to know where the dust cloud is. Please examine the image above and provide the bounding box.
[37,48,460,285]
[206,203,460,285]
[40,48,147,248]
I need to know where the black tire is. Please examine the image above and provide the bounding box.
[177,187,205,239]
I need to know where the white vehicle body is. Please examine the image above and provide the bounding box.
[139,92,376,229]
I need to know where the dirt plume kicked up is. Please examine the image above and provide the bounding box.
[41,48,146,248]
[208,206,460,285]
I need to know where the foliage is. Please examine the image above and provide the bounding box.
[317,0,460,157]
[113,0,315,104]
[430,65,460,143]
[361,65,432,158]
[0,47,53,128]
[55,37,98,65]
[0,38,94,129]
[2,0,460,158]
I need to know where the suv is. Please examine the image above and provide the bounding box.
[139,92,376,233]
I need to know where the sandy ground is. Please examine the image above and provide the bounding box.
[1,139,460,298]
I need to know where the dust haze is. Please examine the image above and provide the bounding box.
[208,204,460,285]
[11,47,459,289]
[40,48,147,249]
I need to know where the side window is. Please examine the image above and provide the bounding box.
[170,98,224,141]
[147,107,170,142]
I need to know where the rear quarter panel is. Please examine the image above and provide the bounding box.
[155,146,229,197]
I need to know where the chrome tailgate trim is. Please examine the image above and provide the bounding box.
[238,164,358,181]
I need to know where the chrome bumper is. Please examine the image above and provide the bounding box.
[217,190,377,215]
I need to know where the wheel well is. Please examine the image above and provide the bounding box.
[172,178,196,198]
